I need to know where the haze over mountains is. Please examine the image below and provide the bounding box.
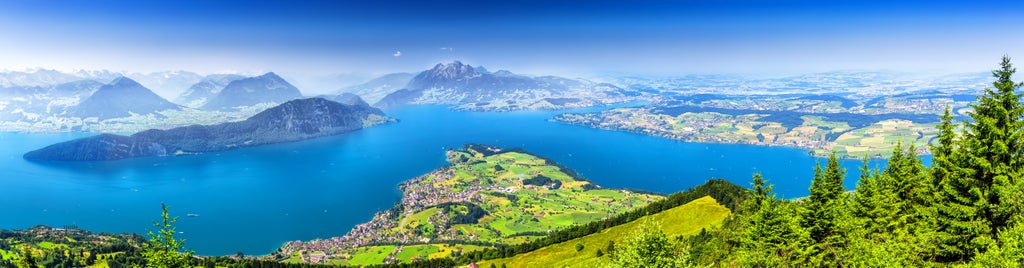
[0,70,341,132]
[24,97,392,161]
[369,61,634,110]
[175,74,246,108]
[202,72,304,111]
[69,77,181,120]
[0,61,638,131]
[0,61,997,134]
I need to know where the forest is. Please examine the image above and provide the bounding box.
[676,56,1024,267]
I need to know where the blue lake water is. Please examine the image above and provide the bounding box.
[0,105,927,255]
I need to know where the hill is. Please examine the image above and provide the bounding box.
[477,196,731,267]
[202,72,304,111]
[24,97,393,161]
[68,77,181,120]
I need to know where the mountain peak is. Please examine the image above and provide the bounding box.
[108,76,143,88]
[427,61,479,80]
[260,72,282,79]
[71,76,179,120]
[201,72,304,111]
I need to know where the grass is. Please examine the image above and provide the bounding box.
[335,243,493,265]
[402,207,439,231]
[394,245,440,263]
[395,244,491,263]
[477,196,731,268]
[0,249,13,260]
[37,241,61,249]
[343,245,396,266]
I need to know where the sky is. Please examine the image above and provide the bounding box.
[1,0,1023,89]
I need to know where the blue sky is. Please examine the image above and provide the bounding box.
[1,0,1022,78]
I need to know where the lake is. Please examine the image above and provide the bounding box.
[0,105,921,255]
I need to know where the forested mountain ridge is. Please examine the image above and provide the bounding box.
[24,97,393,161]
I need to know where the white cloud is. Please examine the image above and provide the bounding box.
[393,50,402,57]
[440,47,454,52]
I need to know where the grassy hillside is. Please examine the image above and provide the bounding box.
[477,196,731,267]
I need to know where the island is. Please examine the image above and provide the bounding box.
[277,144,662,265]
[23,97,394,161]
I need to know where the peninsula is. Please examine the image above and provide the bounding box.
[23,97,394,161]
[278,145,662,265]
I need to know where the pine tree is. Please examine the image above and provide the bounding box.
[930,106,957,193]
[143,203,194,268]
[800,152,847,265]
[961,55,1024,235]
[884,142,928,232]
[852,157,889,234]
[741,173,803,266]
[933,56,1024,261]
[847,143,936,265]
[971,221,1024,266]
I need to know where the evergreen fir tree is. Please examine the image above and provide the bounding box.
[800,152,847,264]
[933,56,1024,261]
[741,173,802,266]
[961,55,1024,235]
[930,106,958,193]
[852,157,889,234]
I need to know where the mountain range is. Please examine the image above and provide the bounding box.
[0,70,318,131]
[24,97,391,161]
[201,72,304,111]
[373,61,629,110]
[1,61,639,131]
[174,74,245,108]
[0,80,103,122]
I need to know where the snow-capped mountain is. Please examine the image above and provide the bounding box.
[375,61,624,110]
